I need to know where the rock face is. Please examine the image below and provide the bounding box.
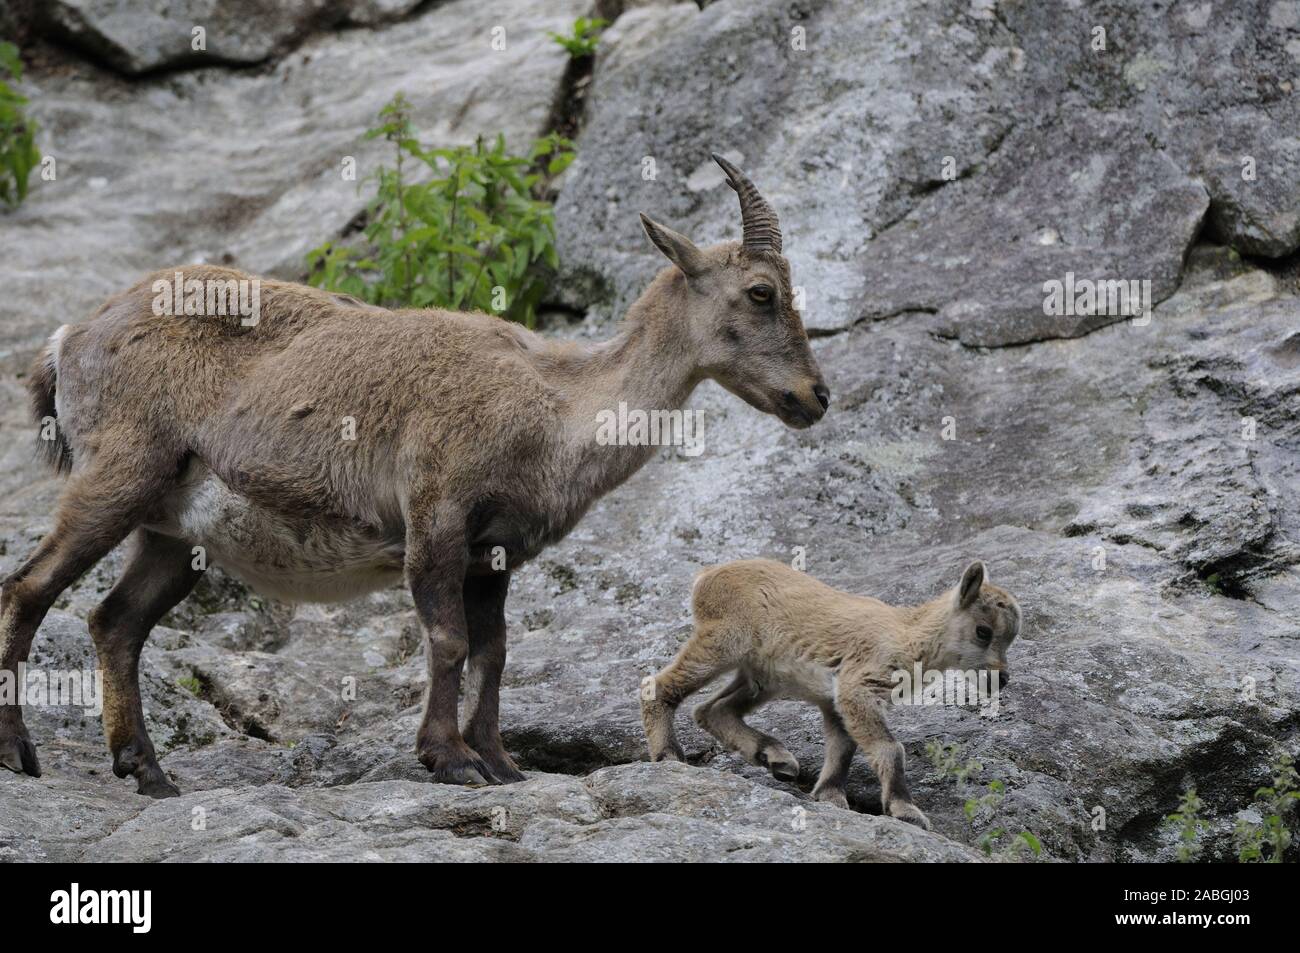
[30,0,427,74]
[0,0,583,361]
[2,0,1299,863]
[558,0,1299,344]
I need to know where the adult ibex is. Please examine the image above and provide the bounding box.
[0,155,829,796]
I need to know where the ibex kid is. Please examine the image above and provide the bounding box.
[641,559,1021,829]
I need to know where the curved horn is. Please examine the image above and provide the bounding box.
[712,152,782,254]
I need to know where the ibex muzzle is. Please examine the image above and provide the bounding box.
[0,154,829,796]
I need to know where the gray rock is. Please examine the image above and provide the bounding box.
[35,0,432,74]
[862,113,1209,346]
[557,0,1300,345]
[38,0,339,74]
[556,0,1019,330]
[341,0,426,29]
[555,761,981,862]
[1001,0,1300,261]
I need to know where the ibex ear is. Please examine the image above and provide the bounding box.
[958,561,985,608]
[640,213,707,277]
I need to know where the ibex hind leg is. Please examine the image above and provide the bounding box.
[88,529,204,798]
[0,448,173,779]
[694,673,800,782]
[642,624,733,764]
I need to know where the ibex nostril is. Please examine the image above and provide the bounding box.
[813,383,830,410]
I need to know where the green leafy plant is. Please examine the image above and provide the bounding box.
[176,676,202,696]
[548,17,608,58]
[926,740,982,783]
[0,41,40,209]
[977,828,1042,859]
[1165,786,1207,863]
[964,777,1005,823]
[307,93,573,328]
[927,740,1040,860]
[1234,754,1298,863]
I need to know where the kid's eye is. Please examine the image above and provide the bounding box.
[976,625,994,644]
[748,285,773,304]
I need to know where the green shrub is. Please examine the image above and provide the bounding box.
[176,676,203,696]
[1234,753,1298,863]
[0,41,40,209]
[977,828,1042,859]
[926,739,982,783]
[307,93,573,328]
[548,17,608,58]
[926,740,1040,859]
[1163,756,1298,863]
[1165,787,1207,863]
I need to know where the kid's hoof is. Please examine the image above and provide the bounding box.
[0,729,40,777]
[758,745,800,782]
[814,787,850,810]
[419,744,498,786]
[889,800,932,831]
[649,742,687,764]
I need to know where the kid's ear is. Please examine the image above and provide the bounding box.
[958,561,985,608]
[640,213,707,277]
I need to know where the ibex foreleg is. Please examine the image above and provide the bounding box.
[461,572,524,783]
[835,682,930,830]
[409,501,498,785]
[810,705,857,809]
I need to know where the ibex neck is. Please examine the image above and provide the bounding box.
[561,269,702,499]
[596,319,699,415]
[901,595,954,668]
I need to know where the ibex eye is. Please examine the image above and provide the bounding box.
[748,285,772,303]
[976,625,994,644]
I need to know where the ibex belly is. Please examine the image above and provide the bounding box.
[746,652,838,705]
[144,464,406,603]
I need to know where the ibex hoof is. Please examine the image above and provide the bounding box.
[419,742,499,786]
[0,726,41,778]
[813,786,850,810]
[469,742,526,784]
[888,800,932,831]
[649,742,687,764]
[137,771,181,799]
[758,744,800,782]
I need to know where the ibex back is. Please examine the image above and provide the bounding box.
[0,155,829,796]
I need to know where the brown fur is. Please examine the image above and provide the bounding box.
[0,171,829,795]
[641,559,1022,829]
